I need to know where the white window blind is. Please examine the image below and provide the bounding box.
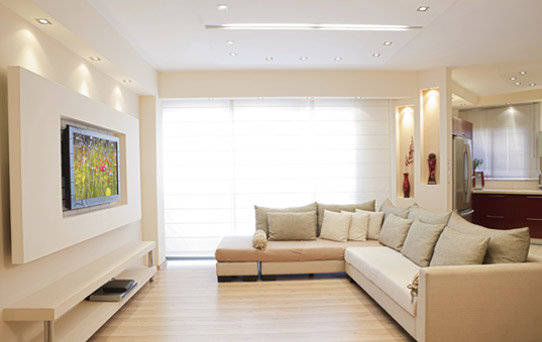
[162,99,391,257]
[459,103,540,179]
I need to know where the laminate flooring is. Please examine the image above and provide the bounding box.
[89,260,414,342]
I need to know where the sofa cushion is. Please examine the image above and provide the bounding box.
[408,206,451,225]
[215,236,380,262]
[255,202,317,236]
[320,210,351,242]
[378,214,414,251]
[379,199,410,219]
[317,201,375,236]
[430,228,490,266]
[267,211,317,241]
[356,209,385,240]
[342,211,369,241]
[401,220,446,267]
[447,211,530,263]
[345,246,420,316]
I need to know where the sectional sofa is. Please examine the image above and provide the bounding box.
[215,200,542,341]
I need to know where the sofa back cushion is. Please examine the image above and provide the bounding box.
[379,199,410,219]
[378,214,414,251]
[255,202,317,236]
[316,201,375,236]
[267,211,317,241]
[356,209,385,240]
[319,210,351,242]
[408,206,451,225]
[430,228,490,266]
[447,211,530,263]
[401,220,446,267]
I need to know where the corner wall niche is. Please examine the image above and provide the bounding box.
[7,66,142,264]
[396,105,415,198]
[421,88,440,185]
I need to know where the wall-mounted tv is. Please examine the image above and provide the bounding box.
[64,125,120,210]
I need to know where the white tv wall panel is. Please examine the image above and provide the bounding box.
[7,66,142,264]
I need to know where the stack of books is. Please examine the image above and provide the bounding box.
[87,279,137,302]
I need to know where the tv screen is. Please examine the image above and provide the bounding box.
[64,125,120,210]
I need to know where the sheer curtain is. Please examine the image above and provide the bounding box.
[459,103,540,179]
[162,99,391,257]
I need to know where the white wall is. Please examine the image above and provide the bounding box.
[0,5,142,341]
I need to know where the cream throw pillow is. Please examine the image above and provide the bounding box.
[320,210,351,242]
[447,211,530,263]
[316,201,375,236]
[379,199,410,219]
[356,209,385,239]
[341,211,369,241]
[430,228,490,266]
[408,206,451,225]
[255,202,317,236]
[267,211,317,241]
[401,220,446,267]
[378,214,414,251]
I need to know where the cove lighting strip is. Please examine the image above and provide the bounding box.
[205,23,423,31]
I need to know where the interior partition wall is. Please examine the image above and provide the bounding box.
[162,98,392,257]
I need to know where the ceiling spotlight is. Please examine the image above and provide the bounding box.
[265,57,273,61]
[300,56,308,61]
[226,40,234,45]
[515,82,521,86]
[229,52,237,56]
[35,18,51,24]
[529,83,536,87]
[123,79,132,83]
[89,56,101,61]
[372,52,381,57]
[258,97,264,100]
[519,71,527,75]
[510,76,516,81]
[383,41,393,46]
[355,97,361,100]
[334,57,343,61]
[217,4,228,11]
[417,6,430,12]
[209,97,215,100]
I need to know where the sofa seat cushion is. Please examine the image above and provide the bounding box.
[345,246,420,316]
[215,236,380,262]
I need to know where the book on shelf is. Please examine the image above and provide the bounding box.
[87,279,137,302]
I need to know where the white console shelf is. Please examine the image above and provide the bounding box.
[3,241,156,342]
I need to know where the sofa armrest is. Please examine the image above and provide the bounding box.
[417,257,542,342]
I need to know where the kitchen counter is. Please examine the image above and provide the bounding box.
[472,189,542,196]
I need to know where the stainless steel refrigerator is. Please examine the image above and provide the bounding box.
[452,117,474,220]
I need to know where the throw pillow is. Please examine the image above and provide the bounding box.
[408,207,452,225]
[380,199,411,219]
[252,230,267,250]
[320,210,351,242]
[401,220,446,267]
[341,211,369,241]
[430,228,490,266]
[355,209,385,240]
[316,201,375,236]
[267,211,317,241]
[255,202,317,236]
[378,214,414,251]
[447,211,530,263]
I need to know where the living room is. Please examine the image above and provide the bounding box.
[0,1,541,341]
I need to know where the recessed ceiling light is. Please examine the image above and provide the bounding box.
[265,57,273,61]
[515,81,521,86]
[229,52,237,56]
[355,97,361,100]
[258,97,264,100]
[334,57,343,61]
[372,52,381,57]
[519,71,527,75]
[205,23,423,31]
[217,4,228,11]
[226,40,234,45]
[506,102,511,105]
[35,18,51,24]
[209,97,215,100]
[417,6,430,12]
[510,76,516,81]
[383,41,393,46]
[529,83,536,87]
[89,56,101,61]
[300,56,308,61]
[123,79,132,83]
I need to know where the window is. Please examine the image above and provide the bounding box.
[162,99,391,257]
[459,103,540,179]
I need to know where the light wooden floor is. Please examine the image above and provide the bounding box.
[89,260,414,342]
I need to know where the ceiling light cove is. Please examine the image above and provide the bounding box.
[205,23,423,31]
